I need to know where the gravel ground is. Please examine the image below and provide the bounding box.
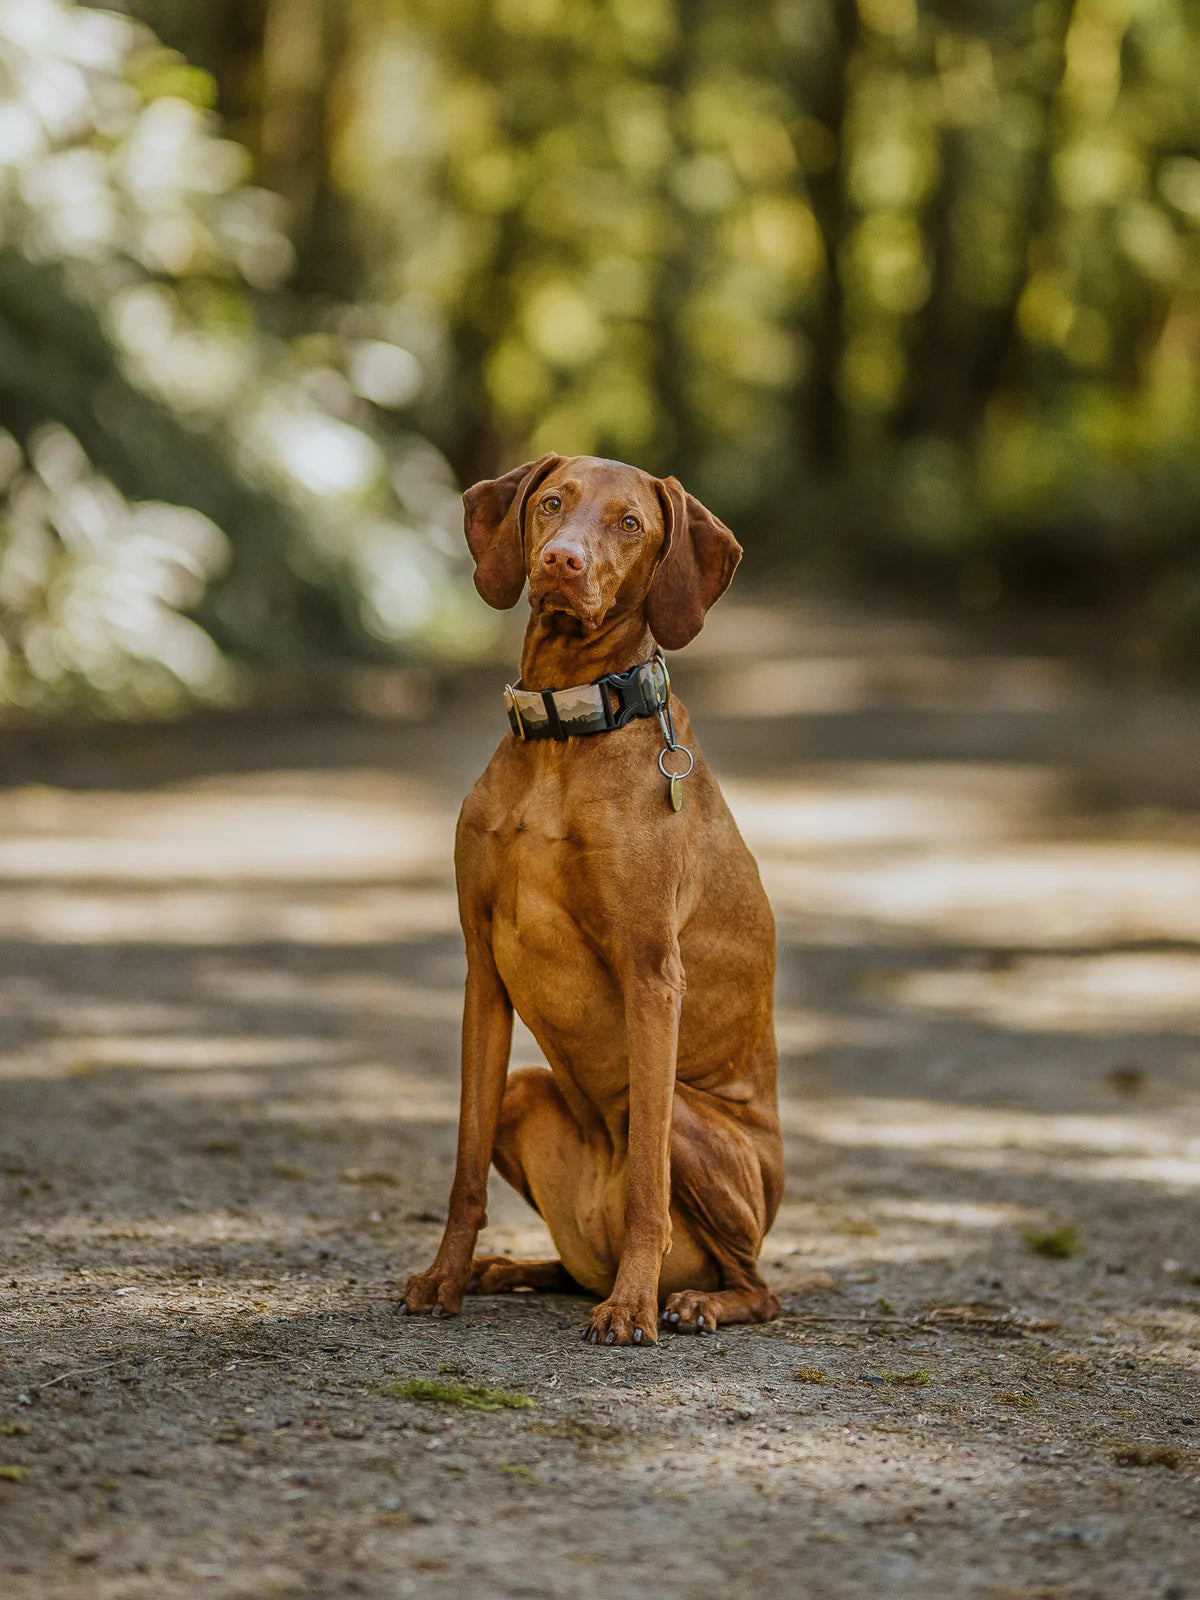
[1,595,1198,1599]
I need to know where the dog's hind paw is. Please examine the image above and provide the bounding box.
[660,1290,722,1333]
[661,1283,781,1331]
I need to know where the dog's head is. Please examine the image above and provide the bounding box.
[462,454,741,650]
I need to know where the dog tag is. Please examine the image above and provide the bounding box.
[658,741,692,813]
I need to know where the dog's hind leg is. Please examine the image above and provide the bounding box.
[467,1255,578,1294]
[475,1065,616,1299]
[659,1084,783,1333]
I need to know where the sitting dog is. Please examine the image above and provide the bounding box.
[401,454,783,1345]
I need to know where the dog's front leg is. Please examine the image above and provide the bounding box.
[584,949,682,1347]
[400,945,513,1317]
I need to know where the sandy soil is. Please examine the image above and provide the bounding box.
[1,596,1198,1599]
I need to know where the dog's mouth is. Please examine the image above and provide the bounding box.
[529,582,603,632]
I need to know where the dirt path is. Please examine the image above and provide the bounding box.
[1,596,1198,1599]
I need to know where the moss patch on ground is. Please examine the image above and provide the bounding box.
[386,1377,534,1411]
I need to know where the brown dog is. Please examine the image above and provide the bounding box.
[400,454,783,1345]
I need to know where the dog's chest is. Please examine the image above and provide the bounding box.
[467,770,627,1042]
[482,783,591,929]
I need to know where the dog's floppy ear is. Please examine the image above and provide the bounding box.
[647,476,742,650]
[462,454,561,609]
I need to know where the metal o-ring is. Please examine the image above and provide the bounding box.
[658,744,694,781]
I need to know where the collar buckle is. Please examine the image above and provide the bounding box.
[600,653,671,730]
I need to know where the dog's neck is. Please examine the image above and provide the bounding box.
[519,607,655,691]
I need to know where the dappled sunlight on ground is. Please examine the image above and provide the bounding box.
[889,950,1200,1031]
[788,1098,1200,1158]
[0,882,461,943]
[2,595,1199,1597]
[763,844,1200,945]
[2,1034,355,1076]
[0,774,453,881]
[764,1192,1038,1272]
[724,764,1063,850]
[197,967,464,1021]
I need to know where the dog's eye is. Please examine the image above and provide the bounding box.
[621,514,640,532]
[542,494,562,513]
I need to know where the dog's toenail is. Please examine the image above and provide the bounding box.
[397,1302,408,1315]
[697,1315,705,1326]
[634,1329,642,1343]
[605,1331,615,1344]
[431,1304,443,1316]
[669,1312,680,1323]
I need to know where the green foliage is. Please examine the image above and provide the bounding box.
[9,0,1200,715]
[329,0,1200,621]
[337,0,814,514]
[0,0,478,714]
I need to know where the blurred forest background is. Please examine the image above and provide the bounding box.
[2,0,1199,714]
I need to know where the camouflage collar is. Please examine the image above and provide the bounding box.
[503,652,670,742]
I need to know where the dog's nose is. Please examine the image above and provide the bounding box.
[541,541,586,578]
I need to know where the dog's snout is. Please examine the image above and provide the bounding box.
[542,541,586,577]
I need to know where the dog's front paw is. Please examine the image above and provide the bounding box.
[398,1265,466,1318]
[582,1295,658,1347]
